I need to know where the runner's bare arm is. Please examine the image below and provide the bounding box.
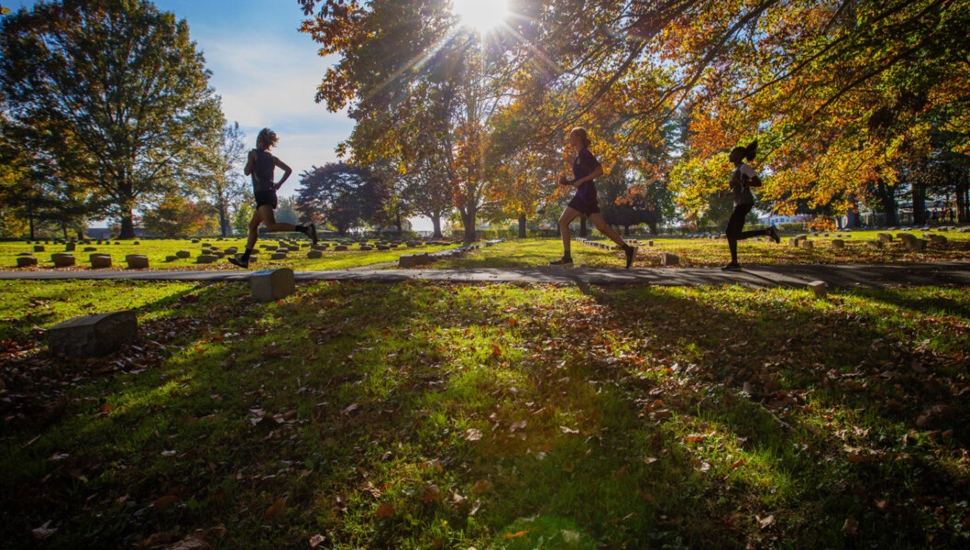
[244,149,256,176]
[273,157,293,189]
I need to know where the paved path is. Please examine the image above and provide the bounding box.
[2,262,970,288]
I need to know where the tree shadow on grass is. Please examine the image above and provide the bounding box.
[3,280,969,549]
[574,283,970,548]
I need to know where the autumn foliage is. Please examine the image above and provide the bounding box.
[299,0,970,231]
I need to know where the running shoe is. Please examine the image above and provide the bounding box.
[767,225,780,244]
[307,223,319,246]
[624,245,636,269]
[228,256,249,269]
[721,262,742,271]
[550,256,573,266]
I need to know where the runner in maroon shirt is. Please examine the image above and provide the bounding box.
[552,128,636,268]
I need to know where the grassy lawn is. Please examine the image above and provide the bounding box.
[0,237,460,272]
[437,230,970,270]
[2,278,969,548]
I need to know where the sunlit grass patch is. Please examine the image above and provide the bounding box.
[0,279,968,548]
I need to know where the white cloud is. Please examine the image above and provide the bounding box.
[192,27,354,196]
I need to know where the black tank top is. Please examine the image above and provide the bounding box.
[251,149,275,193]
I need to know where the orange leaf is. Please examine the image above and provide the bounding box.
[473,479,493,494]
[153,495,179,512]
[375,503,395,518]
[264,497,286,522]
[505,531,528,539]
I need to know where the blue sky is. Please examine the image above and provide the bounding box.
[13,0,354,197]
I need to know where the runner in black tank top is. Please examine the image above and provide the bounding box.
[229,128,318,269]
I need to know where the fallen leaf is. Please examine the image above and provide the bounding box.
[505,531,528,539]
[342,403,359,415]
[473,479,493,494]
[561,530,581,543]
[757,515,774,530]
[464,428,483,441]
[309,534,325,548]
[263,497,286,522]
[375,503,395,518]
[154,495,180,512]
[843,517,859,537]
[31,520,57,540]
[509,420,527,432]
[559,426,579,434]
[420,484,442,502]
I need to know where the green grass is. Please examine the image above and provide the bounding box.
[5,228,969,273]
[0,237,460,272]
[1,278,969,548]
[438,230,970,269]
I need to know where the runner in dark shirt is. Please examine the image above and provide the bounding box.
[552,128,636,268]
[229,128,317,269]
[720,141,780,271]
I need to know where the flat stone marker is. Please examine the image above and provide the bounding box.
[126,255,149,269]
[52,253,76,267]
[929,235,947,245]
[65,243,76,252]
[49,311,137,357]
[807,281,828,298]
[250,268,296,303]
[867,240,883,249]
[17,256,38,268]
[307,250,323,259]
[270,252,288,260]
[165,255,178,262]
[84,246,97,252]
[399,254,421,268]
[176,250,191,259]
[897,233,916,244]
[333,245,348,251]
[90,254,112,269]
[660,252,680,266]
[262,244,278,251]
[34,245,45,252]
[799,240,814,250]
[196,254,218,264]
[224,247,238,255]
[905,239,927,252]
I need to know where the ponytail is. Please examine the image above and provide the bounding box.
[744,140,758,162]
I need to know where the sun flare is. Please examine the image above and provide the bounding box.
[451,0,510,34]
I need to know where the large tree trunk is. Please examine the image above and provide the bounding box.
[956,174,969,223]
[518,213,527,239]
[876,178,897,226]
[119,212,136,239]
[28,204,35,240]
[431,215,443,239]
[623,225,630,236]
[219,207,229,237]
[460,206,477,243]
[912,181,926,225]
